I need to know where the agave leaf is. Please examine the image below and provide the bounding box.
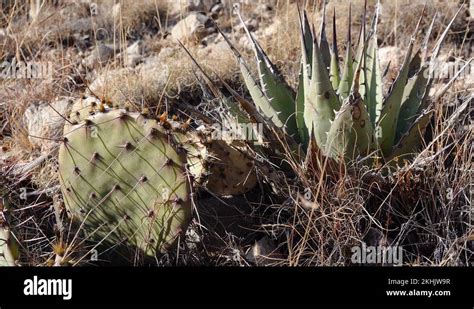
[408,49,422,78]
[300,9,314,94]
[421,12,437,63]
[364,4,383,127]
[337,4,354,100]
[319,2,331,70]
[350,60,376,157]
[377,38,415,156]
[216,68,303,159]
[365,37,384,126]
[353,0,368,71]
[212,23,287,131]
[355,0,375,108]
[329,8,340,90]
[239,58,286,129]
[236,9,298,137]
[431,6,464,62]
[302,9,314,72]
[401,4,462,123]
[395,64,430,143]
[326,96,374,160]
[295,70,308,145]
[325,102,352,159]
[295,8,314,146]
[349,59,375,156]
[305,34,341,149]
[326,64,374,160]
[391,96,470,161]
[223,96,250,124]
[389,108,433,161]
[330,55,341,92]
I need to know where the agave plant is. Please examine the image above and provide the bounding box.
[219,2,467,165]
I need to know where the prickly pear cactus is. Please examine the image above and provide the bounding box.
[172,122,257,196]
[0,197,20,266]
[59,108,191,258]
[67,97,257,196]
[201,139,257,196]
[0,226,20,266]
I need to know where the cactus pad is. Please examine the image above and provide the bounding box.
[172,124,257,196]
[59,108,191,259]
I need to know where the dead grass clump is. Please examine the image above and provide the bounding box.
[88,40,238,114]
[253,90,472,266]
[97,0,168,41]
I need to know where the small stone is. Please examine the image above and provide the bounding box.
[168,0,221,15]
[23,98,74,152]
[119,40,143,67]
[171,12,213,43]
[84,43,116,68]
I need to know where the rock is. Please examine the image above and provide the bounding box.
[235,17,259,33]
[84,43,116,68]
[201,33,219,46]
[23,98,74,152]
[119,40,143,67]
[171,12,214,43]
[378,46,402,92]
[89,38,235,107]
[168,0,221,15]
[379,46,402,74]
[210,3,224,16]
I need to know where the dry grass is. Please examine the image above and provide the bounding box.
[255,92,472,266]
[87,40,239,113]
[0,0,472,266]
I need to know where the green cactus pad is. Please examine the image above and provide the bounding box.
[59,109,191,258]
[0,196,20,267]
[0,225,20,267]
